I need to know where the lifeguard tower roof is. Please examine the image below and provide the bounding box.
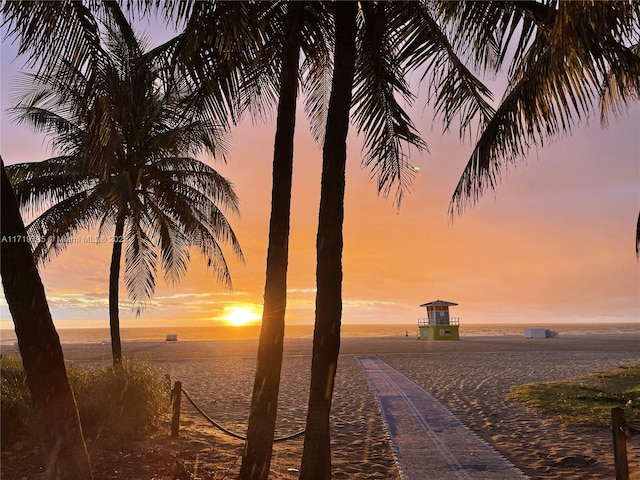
[419,299,458,308]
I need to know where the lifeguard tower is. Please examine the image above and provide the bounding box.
[418,300,460,340]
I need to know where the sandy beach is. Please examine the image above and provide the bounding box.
[2,333,639,479]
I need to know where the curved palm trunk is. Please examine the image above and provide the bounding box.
[109,214,125,366]
[239,4,304,479]
[0,159,93,480]
[299,3,358,479]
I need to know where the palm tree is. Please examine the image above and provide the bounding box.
[155,4,333,477]
[237,3,305,478]
[443,1,640,251]
[299,4,358,477]
[6,3,243,365]
[300,1,499,476]
[237,4,337,477]
[1,158,93,479]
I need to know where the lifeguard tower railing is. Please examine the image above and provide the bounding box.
[418,317,460,326]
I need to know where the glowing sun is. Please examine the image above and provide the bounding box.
[221,306,261,327]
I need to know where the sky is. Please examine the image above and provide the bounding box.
[1,13,639,330]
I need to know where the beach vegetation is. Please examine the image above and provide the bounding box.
[1,354,169,446]
[0,353,32,446]
[5,2,243,367]
[69,360,170,439]
[508,364,640,427]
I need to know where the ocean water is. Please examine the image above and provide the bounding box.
[0,322,637,345]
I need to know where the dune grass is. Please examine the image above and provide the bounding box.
[1,354,170,446]
[508,364,640,428]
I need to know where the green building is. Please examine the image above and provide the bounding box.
[418,299,460,340]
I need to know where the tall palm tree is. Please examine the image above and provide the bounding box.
[1,158,93,479]
[300,1,498,476]
[6,3,243,365]
[443,1,640,251]
[299,4,358,477]
[237,3,304,478]
[237,4,337,478]
[155,4,333,477]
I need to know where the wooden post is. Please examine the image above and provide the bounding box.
[611,407,629,480]
[171,381,182,437]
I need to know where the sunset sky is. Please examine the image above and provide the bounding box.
[1,16,638,330]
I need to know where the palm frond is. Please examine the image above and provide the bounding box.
[301,45,333,145]
[600,43,640,126]
[7,157,96,219]
[141,196,191,287]
[9,102,87,155]
[158,1,270,128]
[102,1,144,62]
[149,180,240,247]
[190,222,235,289]
[145,178,243,261]
[25,189,106,263]
[398,1,495,137]
[436,0,551,75]
[2,0,104,80]
[300,1,335,145]
[449,1,640,217]
[124,216,157,316]
[352,1,427,207]
[144,157,240,214]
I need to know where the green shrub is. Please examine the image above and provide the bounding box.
[1,354,32,445]
[69,361,169,439]
[1,355,169,447]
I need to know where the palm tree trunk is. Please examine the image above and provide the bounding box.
[109,214,125,366]
[636,213,640,259]
[299,3,358,479]
[0,159,93,480]
[239,4,303,479]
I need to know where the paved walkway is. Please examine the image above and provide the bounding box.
[358,356,528,480]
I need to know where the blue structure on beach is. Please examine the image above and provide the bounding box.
[417,300,460,340]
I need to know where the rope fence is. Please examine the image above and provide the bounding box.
[170,380,305,443]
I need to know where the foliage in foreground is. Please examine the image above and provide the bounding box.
[508,364,640,428]
[1,354,169,446]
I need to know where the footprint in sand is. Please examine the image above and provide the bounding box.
[554,455,599,468]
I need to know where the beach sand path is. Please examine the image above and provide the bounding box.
[359,355,528,480]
